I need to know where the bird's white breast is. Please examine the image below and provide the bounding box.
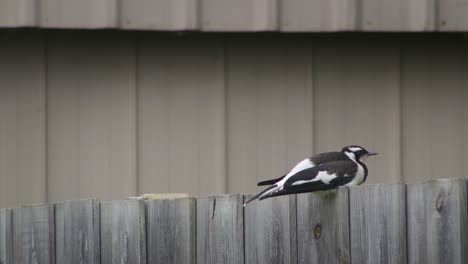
[345,162,365,186]
[343,151,366,186]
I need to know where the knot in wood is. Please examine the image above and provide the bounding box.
[314,224,322,239]
[435,190,447,212]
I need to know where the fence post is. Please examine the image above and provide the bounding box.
[55,199,100,264]
[297,187,350,264]
[244,195,296,264]
[100,200,146,264]
[407,179,468,264]
[197,195,244,264]
[349,183,407,264]
[146,197,196,264]
[0,208,12,264]
[12,204,55,264]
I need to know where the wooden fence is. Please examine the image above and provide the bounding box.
[0,179,467,264]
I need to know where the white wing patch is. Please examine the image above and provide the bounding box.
[274,159,315,190]
[291,171,337,186]
[348,147,362,152]
[284,159,315,179]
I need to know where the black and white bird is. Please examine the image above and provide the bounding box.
[244,145,377,206]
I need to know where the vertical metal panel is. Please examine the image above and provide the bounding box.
[12,204,55,264]
[438,0,468,31]
[0,32,46,208]
[227,38,313,195]
[407,179,468,264]
[121,0,198,30]
[138,35,226,196]
[281,0,356,31]
[297,188,350,264]
[197,195,244,264]
[314,40,401,184]
[349,184,407,264]
[201,0,277,31]
[244,195,297,264]
[0,0,37,27]
[40,0,117,28]
[359,0,435,31]
[47,32,136,202]
[402,40,467,183]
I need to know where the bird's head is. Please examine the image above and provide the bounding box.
[341,145,378,162]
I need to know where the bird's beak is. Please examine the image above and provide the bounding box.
[367,152,378,156]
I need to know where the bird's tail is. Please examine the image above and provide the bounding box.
[243,185,278,207]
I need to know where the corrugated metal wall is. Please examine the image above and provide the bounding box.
[1,0,468,31]
[1,30,467,208]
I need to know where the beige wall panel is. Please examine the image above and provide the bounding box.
[281,0,356,31]
[0,0,37,27]
[47,32,136,202]
[227,39,313,195]
[402,41,468,183]
[314,41,401,184]
[360,0,435,31]
[438,0,468,31]
[138,36,225,196]
[40,0,117,28]
[0,33,45,208]
[201,0,277,31]
[121,0,197,30]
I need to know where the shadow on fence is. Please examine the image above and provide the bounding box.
[1,179,467,264]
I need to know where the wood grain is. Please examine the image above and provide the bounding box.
[12,204,55,264]
[297,188,350,264]
[407,179,468,264]
[100,202,112,264]
[147,197,196,264]
[350,184,406,264]
[55,199,100,264]
[245,195,297,264]
[0,208,12,264]
[100,200,146,264]
[197,195,244,264]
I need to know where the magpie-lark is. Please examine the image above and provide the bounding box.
[244,145,377,206]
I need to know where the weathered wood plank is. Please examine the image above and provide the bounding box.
[297,188,350,264]
[110,200,146,264]
[197,195,244,264]
[100,202,112,264]
[147,198,196,264]
[407,179,468,264]
[350,184,406,264]
[55,200,100,264]
[0,208,12,264]
[245,195,297,264]
[12,204,55,264]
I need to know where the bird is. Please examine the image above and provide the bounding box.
[243,145,377,206]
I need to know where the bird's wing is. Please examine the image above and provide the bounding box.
[256,158,315,186]
[256,153,347,187]
[310,151,347,165]
[259,160,357,200]
[257,175,286,186]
